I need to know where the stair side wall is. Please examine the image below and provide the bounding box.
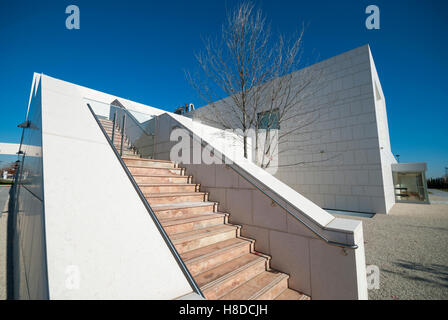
[152,113,368,300]
[12,74,195,299]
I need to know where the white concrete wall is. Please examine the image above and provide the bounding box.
[153,113,368,300]
[13,74,196,299]
[368,48,397,213]
[192,45,395,213]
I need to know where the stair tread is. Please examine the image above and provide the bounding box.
[132,174,191,178]
[127,165,182,169]
[151,201,216,211]
[160,212,226,227]
[139,183,197,186]
[196,253,266,289]
[180,238,251,262]
[147,191,207,197]
[122,157,174,164]
[219,270,288,300]
[275,288,311,300]
[170,224,238,242]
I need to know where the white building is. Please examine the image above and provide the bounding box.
[190,45,428,214]
[7,44,431,300]
[9,71,369,300]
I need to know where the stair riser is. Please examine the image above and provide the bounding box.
[174,229,237,254]
[104,133,125,141]
[154,204,216,219]
[104,129,120,135]
[164,216,225,235]
[111,142,127,148]
[203,260,267,300]
[148,193,208,205]
[128,167,183,175]
[141,184,198,193]
[113,138,127,144]
[255,277,289,300]
[186,243,251,276]
[134,176,191,184]
[124,159,175,168]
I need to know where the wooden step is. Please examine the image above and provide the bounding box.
[123,157,176,168]
[147,192,208,205]
[152,201,217,219]
[128,165,184,176]
[275,288,311,300]
[99,120,113,126]
[161,212,227,235]
[102,125,114,131]
[197,253,268,300]
[170,224,240,254]
[182,238,253,276]
[140,183,199,193]
[133,174,192,184]
[220,270,288,300]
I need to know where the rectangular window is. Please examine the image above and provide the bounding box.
[257,109,280,130]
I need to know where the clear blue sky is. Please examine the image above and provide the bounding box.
[0,0,446,177]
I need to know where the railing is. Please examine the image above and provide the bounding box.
[169,114,358,250]
[86,103,204,299]
[85,98,157,158]
[227,163,358,249]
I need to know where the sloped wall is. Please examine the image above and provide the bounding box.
[153,113,368,299]
[192,45,393,213]
[11,74,195,299]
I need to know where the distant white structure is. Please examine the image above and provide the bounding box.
[0,143,20,155]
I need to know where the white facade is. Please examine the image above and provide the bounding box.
[192,45,396,214]
[12,73,196,299]
[10,73,368,299]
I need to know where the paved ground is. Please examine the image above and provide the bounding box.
[335,202,448,300]
[428,189,448,204]
[0,185,10,300]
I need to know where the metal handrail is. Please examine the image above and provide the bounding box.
[227,163,358,249]
[120,113,126,156]
[84,97,154,135]
[173,121,358,250]
[112,105,156,158]
[87,103,204,298]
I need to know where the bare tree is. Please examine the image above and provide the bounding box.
[187,1,332,170]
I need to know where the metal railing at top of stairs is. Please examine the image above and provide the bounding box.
[85,97,157,159]
[87,103,204,299]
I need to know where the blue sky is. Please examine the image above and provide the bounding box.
[0,0,446,177]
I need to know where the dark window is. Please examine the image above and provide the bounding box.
[257,109,280,130]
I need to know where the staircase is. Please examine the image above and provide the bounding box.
[100,118,140,158]
[100,118,310,300]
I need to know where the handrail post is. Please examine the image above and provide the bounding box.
[152,117,157,159]
[120,113,126,156]
[111,111,116,145]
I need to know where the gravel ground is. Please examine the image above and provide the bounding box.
[0,184,446,300]
[336,202,448,300]
[0,186,10,300]
[428,189,448,204]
